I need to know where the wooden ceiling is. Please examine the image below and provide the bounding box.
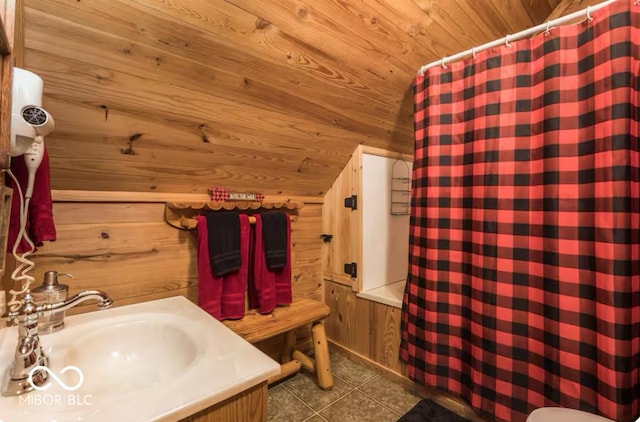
[19,0,602,197]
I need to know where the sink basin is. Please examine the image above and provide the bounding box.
[64,318,198,395]
[0,296,280,421]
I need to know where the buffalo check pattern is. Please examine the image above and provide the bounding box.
[400,2,640,422]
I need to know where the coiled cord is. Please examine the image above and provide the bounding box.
[4,168,37,313]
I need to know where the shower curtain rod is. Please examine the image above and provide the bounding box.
[417,0,618,75]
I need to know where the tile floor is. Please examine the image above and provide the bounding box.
[267,349,422,422]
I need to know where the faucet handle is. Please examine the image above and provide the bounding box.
[4,311,19,326]
[1,310,17,326]
[3,293,38,320]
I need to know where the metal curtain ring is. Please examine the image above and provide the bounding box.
[504,34,512,48]
[544,21,551,36]
[586,6,593,22]
[441,57,448,69]
[471,46,477,58]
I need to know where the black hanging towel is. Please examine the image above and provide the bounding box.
[206,212,241,277]
[261,212,288,270]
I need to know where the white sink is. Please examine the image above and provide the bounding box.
[64,317,199,395]
[0,296,280,421]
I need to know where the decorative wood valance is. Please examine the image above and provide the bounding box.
[165,201,303,230]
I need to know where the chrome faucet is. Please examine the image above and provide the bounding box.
[1,289,112,396]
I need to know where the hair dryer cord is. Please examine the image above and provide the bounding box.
[4,169,37,313]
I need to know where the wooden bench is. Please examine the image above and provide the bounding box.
[223,298,334,390]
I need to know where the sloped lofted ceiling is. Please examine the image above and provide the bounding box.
[20,0,600,197]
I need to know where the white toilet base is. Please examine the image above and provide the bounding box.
[527,407,616,422]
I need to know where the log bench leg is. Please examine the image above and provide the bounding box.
[268,360,301,385]
[311,321,333,390]
[282,330,296,363]
[267,320,333,390]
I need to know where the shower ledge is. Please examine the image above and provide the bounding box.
[356,279,405,309]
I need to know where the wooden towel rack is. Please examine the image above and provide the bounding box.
[165,201,303,230]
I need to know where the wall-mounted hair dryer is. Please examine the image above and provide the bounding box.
[11,68,55,198]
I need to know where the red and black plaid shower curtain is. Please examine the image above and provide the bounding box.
[400,2,640,421]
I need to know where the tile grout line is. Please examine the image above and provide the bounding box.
[355,383,403,417]
[301,412,329,422]
[283,373,360,416]
[283,352,388,419]
[356,374,424,417]
[311,374,381,415]
[313,389,360,415]
[276,384,319,420]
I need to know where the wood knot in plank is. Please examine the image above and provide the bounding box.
[297,157,312,173]
[199,124,210,143]
[255,18,271,29]
[99,104,109,121]
[297,6,308,18]
[120,133,143,155]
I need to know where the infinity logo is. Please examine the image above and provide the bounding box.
[28,365,84,392]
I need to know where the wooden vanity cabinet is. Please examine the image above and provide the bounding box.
[180,381,267,422]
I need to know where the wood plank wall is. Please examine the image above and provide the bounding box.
[2,193,324,357]
[19,0,560,199]
[5,0,574,379]
[325,271,405,375]
[0,0,16,170]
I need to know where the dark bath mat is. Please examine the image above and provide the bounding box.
[398,398,471,422]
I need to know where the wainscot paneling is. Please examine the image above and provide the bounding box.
[324,279,404,374]
[2,193,323,358]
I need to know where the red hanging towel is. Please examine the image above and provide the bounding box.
[196,214,250,320]
[220,214,250,319]
[197,215,222,319]
[249,213,293,313]
[249,214,277,314]
[6,147,56,253]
